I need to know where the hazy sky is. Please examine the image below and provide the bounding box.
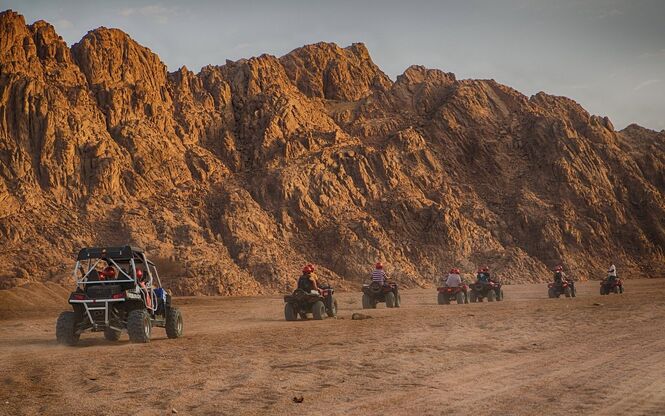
[3,0,664,130]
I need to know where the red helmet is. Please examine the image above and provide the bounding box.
[302,265,311,274]
[307,264,315,273]
[477,268,483,273]
[450,268,460,274]
[101,266,116,279]
[482,267,489,272]
[136,269,143,279]
[554,265,563,272]
[375,262,383,269]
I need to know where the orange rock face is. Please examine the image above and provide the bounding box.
[0,10,663,294]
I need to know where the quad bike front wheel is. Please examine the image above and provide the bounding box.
[127,309,152,343]
[166,307,184,339]
[104,327,121,341]
[312,300,326,320]
[56,311,80,346]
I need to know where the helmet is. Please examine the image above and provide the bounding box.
[307,263,315,273]
[302,265,311,274]
[136,269,143,279]
[554,265,563,272]
[450,268,460,274]
[375,262,383,269]
[482,267,489,272]
[101,266,116,279]
[477,268,483,273]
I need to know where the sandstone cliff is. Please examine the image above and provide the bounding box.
[1,10,663,294]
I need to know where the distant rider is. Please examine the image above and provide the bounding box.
[607,264,618,282]
[371,262,388,285]
[444,268,463,287]
[476,267,490,283]
[553,265,568,285]
[297,265,319,294]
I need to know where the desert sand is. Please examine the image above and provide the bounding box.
[1,279,664,416]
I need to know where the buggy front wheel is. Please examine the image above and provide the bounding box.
[166,307,183,339]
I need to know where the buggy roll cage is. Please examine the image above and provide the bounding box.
[72,246,163,313]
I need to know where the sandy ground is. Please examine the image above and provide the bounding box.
[1,279,664,416]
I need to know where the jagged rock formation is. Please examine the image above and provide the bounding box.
[1,10,663,294]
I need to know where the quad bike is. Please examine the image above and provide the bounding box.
[600,277,624,295]
[437,284,469,305]
[469,280,504,302]
[56,246,183,345]
[361,281,401,309]
[284,284,337,321]
[547,280,577,298]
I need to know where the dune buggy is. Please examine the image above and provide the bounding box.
[600,277,624,295]
[361,281,401,309]
[469,280,504,302]
[56,246,183,345]
[437,284,469,305]
[284,284,337,321]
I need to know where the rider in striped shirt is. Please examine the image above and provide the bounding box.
[371,262,387,285]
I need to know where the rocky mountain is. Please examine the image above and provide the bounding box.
[0,10,663,295]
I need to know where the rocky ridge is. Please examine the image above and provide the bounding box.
[1,10,663,294]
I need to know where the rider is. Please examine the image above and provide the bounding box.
[607,264,618,282]
[297,265,320,294]
[476,267,490,283]
[371,262,388,285]
[553,265,567,285]
[445,268,463,287]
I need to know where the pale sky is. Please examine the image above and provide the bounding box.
[2,0,664,130]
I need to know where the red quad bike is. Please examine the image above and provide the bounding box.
[437,284,469,305]
[361,281,401,309]
[56,246,183,345]
[469,280,504,302]
[600,277,624,295]
[547,280,577,298]
[284,284,337,321]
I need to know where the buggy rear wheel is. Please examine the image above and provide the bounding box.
[56,311,80,346]
[166,307,183,339]
[284,303,298,321]
[127,309,152,343]
[104,327,121,341]
[385,292,396,308]
[312,301,326,320]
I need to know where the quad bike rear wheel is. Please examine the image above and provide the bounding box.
[613,286,619,294]
[284,303,298,321]
[464,292,469,304]
[166,307,183,338]
[395,293,401,307]
[571,287,576,298]
[362,294,373,309]
[56,311,80,346]
[496,289,504,301]
[127,309,152,343]
[385,292,396,308]
[104,327,121,341]
[619,285,624,294]
[564,287,572,298]
[599,286,606,295]
[455,292,465,304]
[437,292,446,305]
[548,288,556,298]
[469,291,477,303]
[326,296,338,318]
[487,290,496,302]
[312,301,326,320]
